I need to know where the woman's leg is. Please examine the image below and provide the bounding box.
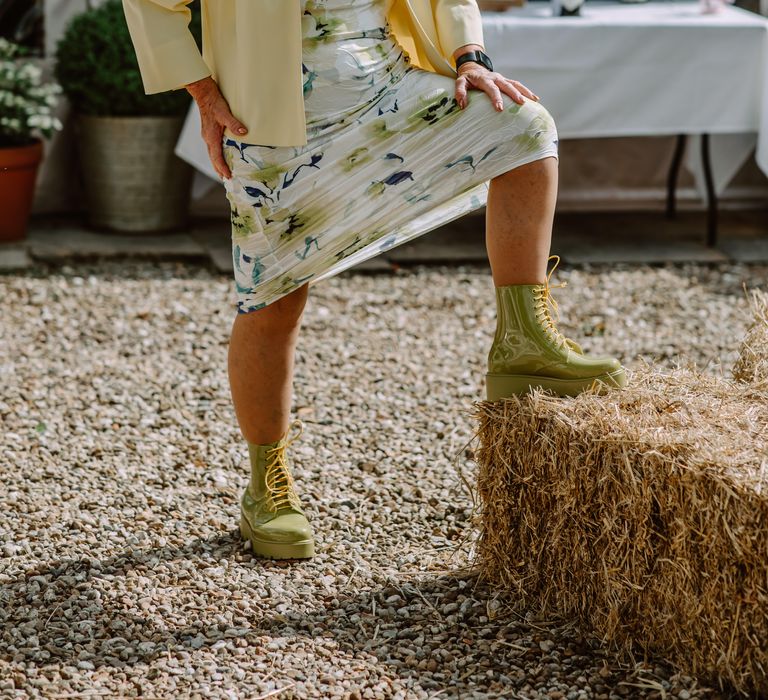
[227,282,310,444]
[485,155,559,286]
[482,154,626,399]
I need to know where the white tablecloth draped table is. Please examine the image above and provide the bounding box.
[176,0,768,203]
[481,0,768,199]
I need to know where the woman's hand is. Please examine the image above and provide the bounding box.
[185,76,249,180]
[454,63,539,112]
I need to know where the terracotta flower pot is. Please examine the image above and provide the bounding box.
[0,139,44,242]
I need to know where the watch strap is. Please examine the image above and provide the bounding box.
[455,50,493,72]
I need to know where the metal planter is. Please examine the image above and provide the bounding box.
[74,114,193,233]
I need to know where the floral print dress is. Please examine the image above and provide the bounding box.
[222,0,559,314]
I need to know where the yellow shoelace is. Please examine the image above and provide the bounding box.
[263,418,304,512]
[532,255,572,352]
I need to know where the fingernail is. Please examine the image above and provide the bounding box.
[495,101,503,110]
[238,127,247,134]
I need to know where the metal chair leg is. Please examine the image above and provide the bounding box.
[701,133,719,247]
[666,134,687,219]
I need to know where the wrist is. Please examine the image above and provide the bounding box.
[185,75,216,98]
[455,48,494,73]
[452,43,484,66]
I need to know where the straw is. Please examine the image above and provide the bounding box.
[470,293,768,697]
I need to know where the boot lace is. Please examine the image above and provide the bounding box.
[263,419,304,512]
[532,255,575,355]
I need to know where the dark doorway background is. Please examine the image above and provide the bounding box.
[0,0,44,54]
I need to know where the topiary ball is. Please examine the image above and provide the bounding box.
[54,0,202,117]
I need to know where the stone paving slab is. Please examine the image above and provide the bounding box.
[0,244,32,271]
[718,237,768,263]
[344,255,396,272]
[7,211,767,272]
[205,244,235,274]
[201,238,395,275]
[26,226,207,262]
[556,238,730,265]
[387,215,488,265]
[388,241,488,264]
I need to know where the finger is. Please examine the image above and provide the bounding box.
[482,78,508,111]
[199,119,224,174]
[214,103,248,136]
[497,80,525,106]
[226,113,248,136]
[206,136,231,179]
[455,75,469,109]
[509,79,538,101]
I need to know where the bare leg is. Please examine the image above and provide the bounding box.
[227,157,557,440]
[485,156,559,286]
[227,282,309,445]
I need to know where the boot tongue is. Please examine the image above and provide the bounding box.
[264,448,303,513]
[246,419,306,512]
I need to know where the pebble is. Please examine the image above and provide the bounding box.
[1,260,751,698]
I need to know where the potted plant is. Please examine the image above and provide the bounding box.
[54,0,202,233]
[0,38,63,242]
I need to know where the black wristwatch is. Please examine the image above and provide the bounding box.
[455,49,494,72]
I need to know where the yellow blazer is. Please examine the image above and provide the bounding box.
[122,0,485,147]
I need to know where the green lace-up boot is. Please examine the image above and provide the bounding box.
[239,419,315,560]
[485,256,627,400]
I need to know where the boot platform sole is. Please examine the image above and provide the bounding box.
[239,514,315,560]
[486,367,627,400]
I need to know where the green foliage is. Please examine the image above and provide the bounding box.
[54,0,202,117]
[0,38,63,147]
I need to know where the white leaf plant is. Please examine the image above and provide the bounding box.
[0,37,63,148]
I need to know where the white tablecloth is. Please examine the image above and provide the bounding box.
[177,0,768,200]
[482,0,768,197]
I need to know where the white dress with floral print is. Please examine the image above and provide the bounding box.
[222,0,559,313]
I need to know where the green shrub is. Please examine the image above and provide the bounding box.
[54,0,202,117]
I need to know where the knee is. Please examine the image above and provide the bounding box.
[499,97,559,164]
[239,283,309,332]
[520,99,558,142]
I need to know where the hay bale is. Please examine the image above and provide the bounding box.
[733,289,768,388]
[472,300,768,696]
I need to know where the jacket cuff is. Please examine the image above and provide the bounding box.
[134,34,212,94]
[432,0,486,62]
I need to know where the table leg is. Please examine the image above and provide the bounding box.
[701,133,719,247]
[666,134,687,219]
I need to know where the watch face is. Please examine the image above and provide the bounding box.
[478,52,493,70]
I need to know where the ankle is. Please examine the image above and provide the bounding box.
[246,435,281,449]
[494,278,546,288]
[244,425,289,446]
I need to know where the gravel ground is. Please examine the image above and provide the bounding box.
[1,260,764,699]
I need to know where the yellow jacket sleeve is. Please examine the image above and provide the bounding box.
[431,0,485,60]
[121,0,212,94]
